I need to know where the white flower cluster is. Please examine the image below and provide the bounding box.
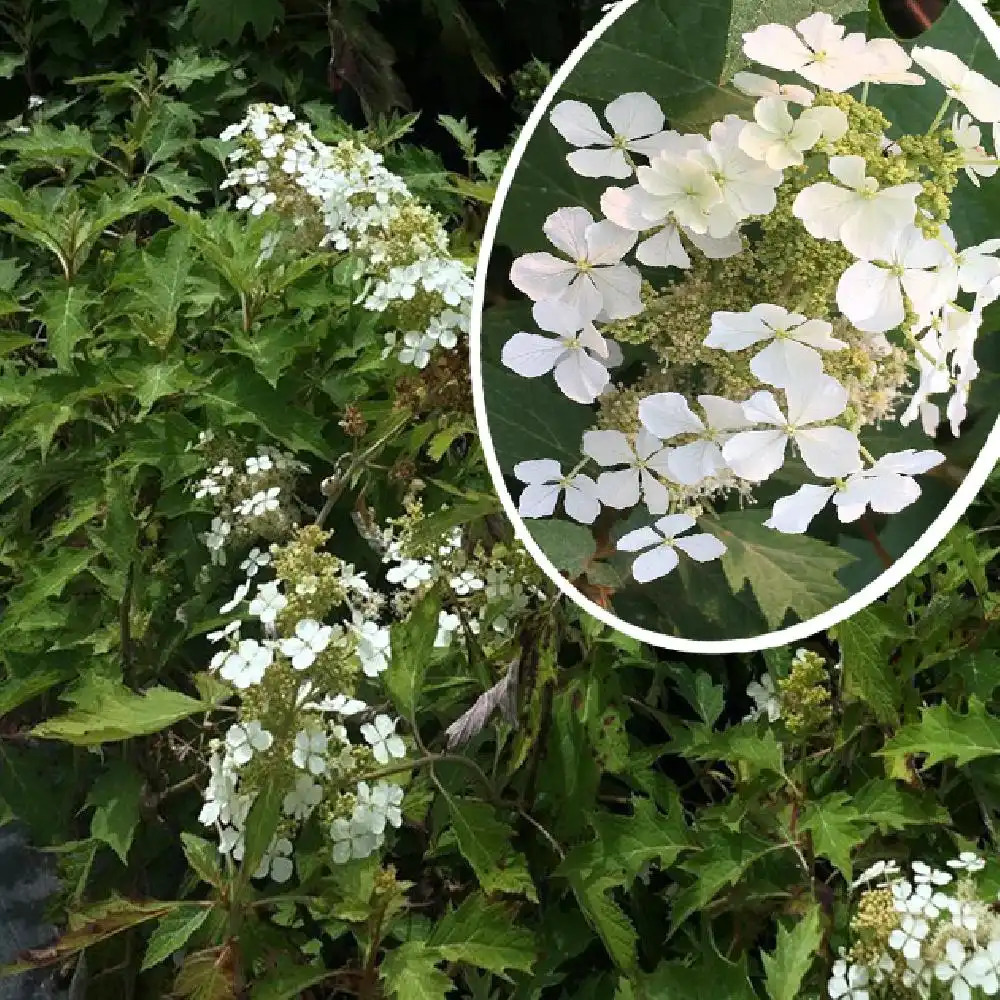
[500,13,1000,584]
[219,103,473,369]
[835,854,1000,1000]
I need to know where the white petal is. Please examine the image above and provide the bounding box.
[639,392,704,438]
[655,513,696,536]
[514,458,561,484]
[501,331,565,377]
[785,373,848,426]
[509,252,576,301]
[564,477,601,524]
[585,220,637,265]
[685,226,743,259]
[518,482,560,518]
[553,351,610,403]
[792,182,858,241]
[617,525,662,551]
[566,147,632,178]
[589,264,643,320]
[765,484,835,533]
[795,426,862,477]
[632,544,680,582]
[667,440,724,485]
[532,295,598,335]
[543,206,594,258]
[741,390,786,426]
[722,429,788,481]
[750,339,824,388]
[597,468,642,508]
[674,532,726,562]
[550,100,612,146]
[583,429,635,466]
[699,394,751,431]
[605,92,665,139]
[742,24,813,72]
[637,225,691,268]
[705,309,771,351]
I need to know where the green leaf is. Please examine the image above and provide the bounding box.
[587,796,690,883]
[32,677,207,745]
[643,951,757,1000]
[716,510,856,630]
[666,664,725,727]
[427,892,536,973]
[851,779,950,831]
[762,903,824,1000]
[241,782,283,883]
[566,870,638,971]
[441,793,537,900]
[250,962,333,1000]
[832,605,906,724]
[37,286,92,370]
[161,51,230,91]
[181,833,224,888]
[86,760,145,865]
[379,942,452,1000]
[799,793,873,880]
[527,519,596,577]
[386,592,439,718]
[141,905,212,971]
[0,53,25,79]
[191,0,283,44]
[880,698,1000,768]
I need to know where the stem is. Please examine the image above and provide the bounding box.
[926,96,953,136]
[859,513,893,569]
[860,81,870,106]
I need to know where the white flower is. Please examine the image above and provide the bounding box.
[582,428,673,513]
[240,486,281,517]
[638,392,750,486]
[731,71,814,106]
[705,303,846,387]
[513,458,602,525]
[600,183,743,267]
[834,449,945,522]
[828,959,870,1000]
[398,330,436,368]
[971,941,1000,995]
[617,513,726,583]
[354,619,391,677]
[912,861,953,886]
[207,621,240,644]
[280,618,334,670]
[913,47,1000,123]
[246,454,273,475]
[690,114,783,237]
[386,558,435,589]
[837,225,953,333]
[723,373,861,482]
[742,12,869,92]
[435,610,461,648]
[951,113,999,186]
[219,638,273,689]
[225,721,273,766]
[239,547,271,577]
[450,571,484,596]
[360,714,406,765]
[330,815,380,864]
[509,206,641,321]
[195,476,221,498]
[501,298,614,404]
[793,155,922,261]
[851,860,901,889]
[249,580,287,625]
[253,836,294,883]
[219,582,249,615]
[738,97,847,170]
[550,92,669,178]
[948,851,986,872]
[634,152,724,234]
[292,725,328,775]
[861,37,924,86]
[282,774,323,819]
[746,673,781,722]
[889,914,930,961]
[954,238,1000,294]
[302,691,367,715]
[935,938,984,1000]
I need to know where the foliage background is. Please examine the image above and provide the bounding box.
[3,2,1000,1000]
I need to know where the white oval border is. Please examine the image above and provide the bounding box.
[470,0,1000,653]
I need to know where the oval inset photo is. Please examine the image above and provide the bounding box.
[472,0,1000,648]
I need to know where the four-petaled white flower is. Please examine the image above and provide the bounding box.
[889,914,930,961]
[292,725,328,775]
[705,303,846,386]
[617,513,726,583]
[550,92,670,178]
[951,113,999,186]
[723,373,861,482]
[793,155,922,262]
[948,851,986,872]
[353,619,391,677]
[220,638,273,689]
[509,206,642,320]
[239,547,271,577]
[582,428,673,512]
[745,673,781,722]
[738,97,847,170]
[861,37,924,86]
[634,152,724,234]
[282,774,323,819]
[501,298,615,404]
[742,12,869,92]
[360,714,406,765]
[638,392,750,485]
[225,721,273,766]
[935,938,989,1000]
[249,580,287,625]
[828,959,870,1000]
[913,46,1000,123]
[435,610,462,648]
[253,836,293,883]
[513,458,602,525]
[731,71,814,106]
[386,558,434,589]
[837,224,953,333]
[280,618,334,670]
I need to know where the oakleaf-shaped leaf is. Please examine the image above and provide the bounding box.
[879,698,1000,768]
[762,903,823,1000]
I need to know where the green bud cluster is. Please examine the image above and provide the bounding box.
[776,648,831,735]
